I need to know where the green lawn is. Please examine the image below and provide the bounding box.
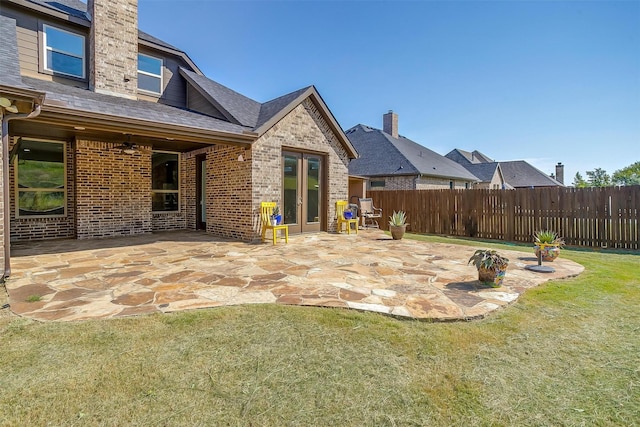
[1,235,638,426]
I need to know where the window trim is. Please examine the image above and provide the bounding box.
[151,150,180,213]
[14,138,67,219]
[42,24,86,79]
[138,53,164,95]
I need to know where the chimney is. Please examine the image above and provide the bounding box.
[383,110,398,138]
[88,0,138,99]
[555,162,564,185]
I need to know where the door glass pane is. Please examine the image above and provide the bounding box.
[283,154,298,224]
[200,160,206,222]
[307,157,320,223]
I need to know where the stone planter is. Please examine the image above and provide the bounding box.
[534,244,561,262]
[389,224,407,240]
[478,266,507,287]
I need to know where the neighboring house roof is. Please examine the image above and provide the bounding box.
[346,124,478,181]
[499,161,563,188]
[447,148,563,188]
[445,148,494,165]
[464,162,500,182]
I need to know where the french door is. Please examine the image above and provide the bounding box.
[282,151,323,233]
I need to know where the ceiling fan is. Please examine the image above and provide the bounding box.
[0,97,19,113]
[115,135,139,154]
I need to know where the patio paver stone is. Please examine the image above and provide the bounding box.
[5,230,584,321]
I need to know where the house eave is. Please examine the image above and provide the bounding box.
[33,106,257,146]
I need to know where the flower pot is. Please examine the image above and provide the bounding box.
[478,266,507,287]
[534,244,561,262]
[389,224,406,240]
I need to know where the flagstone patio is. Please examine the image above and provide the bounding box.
[4,230,584,322]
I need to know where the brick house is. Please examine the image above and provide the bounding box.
[346,111,478,192]
[0,0,357,277]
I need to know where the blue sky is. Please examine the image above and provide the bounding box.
[139,0,640,184]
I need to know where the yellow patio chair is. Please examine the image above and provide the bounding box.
[260,202,288,245]
[336,200,358,234]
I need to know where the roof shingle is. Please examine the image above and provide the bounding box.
[346,125,478,181]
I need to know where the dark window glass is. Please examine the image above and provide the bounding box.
[152,152,179,211]
[16,140,66,217]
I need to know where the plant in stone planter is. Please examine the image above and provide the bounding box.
[271,206,282,226]
[533,230,565,262]
[388,210,408,240]
[468,249,509,287]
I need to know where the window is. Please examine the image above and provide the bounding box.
[43,25,85,78]
[370,180,385,189]
[138,54,163,94]
[152,152,179,211]
[15,140,66,217]
[449,181,455,189]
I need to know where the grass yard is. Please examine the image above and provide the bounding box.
[1,235,638,426]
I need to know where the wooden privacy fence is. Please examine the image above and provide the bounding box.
[368,186,640,249]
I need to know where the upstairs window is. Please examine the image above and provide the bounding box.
[152,151,179,211]
[138,54,163,94]
[15,140,66,218]
[43,25,85,78]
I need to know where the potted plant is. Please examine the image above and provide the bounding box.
[533,230,565,262]
[468,249,509,287]
[271,206,282,226]
[388,210,408,240]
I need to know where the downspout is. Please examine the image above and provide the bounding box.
[1,103,42,280]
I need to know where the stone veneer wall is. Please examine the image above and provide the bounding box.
[415,176,470,190]
[75,139,151,239]
[370,175,416,191]
[369,175,472,191]
[251,99,350,234]
[88,0,139,97]
[9,138,76,241]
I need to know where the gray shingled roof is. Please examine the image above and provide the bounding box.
[26,0,89,19]
[255,86,311,129]
[346,125,479,181]
[499,161,563,188]
[464,162,500,182]
[21,76,250,134]
[180,68,261,128]
[180,67,315,132]
[0,16,27,88]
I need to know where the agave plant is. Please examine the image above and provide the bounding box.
[388,210,407,227]
[533,230,565,246]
